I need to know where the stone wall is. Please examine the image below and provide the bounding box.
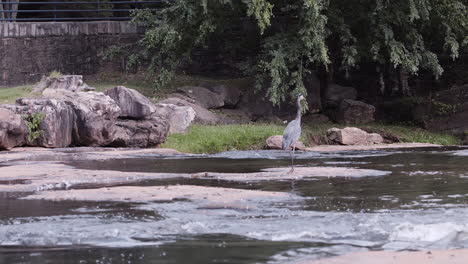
[0,21,141,87]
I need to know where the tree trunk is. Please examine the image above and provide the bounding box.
[398,66,410,96]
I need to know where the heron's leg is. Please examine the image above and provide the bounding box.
[289,145,296,173]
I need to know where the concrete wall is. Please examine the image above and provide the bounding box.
[0,21,141,87]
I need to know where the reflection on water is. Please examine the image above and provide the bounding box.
[1,147,468,263]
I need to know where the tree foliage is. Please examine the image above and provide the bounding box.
[133,0,468,104]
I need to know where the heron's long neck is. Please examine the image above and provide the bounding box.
[295,98,302,121]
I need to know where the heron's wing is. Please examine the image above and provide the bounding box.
[282,120,301,150]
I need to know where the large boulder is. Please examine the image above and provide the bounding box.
[104,86,156,119]
[334,99,376,124]
[325,83,357,107]
[155,103,196,134]
[159,95,220,125]
[200,83,241,108]
[0,107,27,149]
[176,86,224,109]
[266,135,306,150]
[43,89,121,146]
[33,75,94,93]
[327,127,383,145]
[109,116,169,148]
[14,99,75,148]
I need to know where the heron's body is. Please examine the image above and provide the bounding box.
[282,95,304,172]
[282,119,301,150]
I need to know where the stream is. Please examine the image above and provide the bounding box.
[1,147,468,263]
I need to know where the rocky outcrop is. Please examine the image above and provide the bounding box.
[266,135,306,150]
[327,127,383,145]
[33,75,94,93]
[0,107,27,149]
[160,96,220,125]
[325,83,357,107]
[43,89,121,146]
[334,99,376,124]
[109,116,169,148]
[176,86,225,109]
[200,83,241,108]
[14,99,75,148]
[155,103,196,134]
[104,86,156,119]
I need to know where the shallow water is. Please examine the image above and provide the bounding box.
[1,147,468,263]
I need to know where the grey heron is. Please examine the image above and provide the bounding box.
[282,94,305,172]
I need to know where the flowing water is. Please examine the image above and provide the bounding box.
[1,147,468,263]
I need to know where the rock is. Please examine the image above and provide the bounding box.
[0,107,27,149]
[159,96,220,125]
[304,73,322,111]
[104,86,156,119]
[307,135,329,146]
[32,75,94,93]
[43,89,121,146]
[303,113,330,124]
[199,83,241,108]
[14,99,75,148]
[361,128,401,144]
[334,99,376,124]
[109,116,169,148]
[325,83,357,107]
[237,89,275,121]
[327,127,384,145]
[155,103,196,134]
[176,86,224,109]
[266,135,306,150]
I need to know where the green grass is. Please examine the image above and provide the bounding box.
[0,85,34,104]
[162,124,284,154]
[162,122,461,154]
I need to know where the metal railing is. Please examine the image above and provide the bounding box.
[0,1,165,22]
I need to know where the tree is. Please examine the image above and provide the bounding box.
[133,0,468,105]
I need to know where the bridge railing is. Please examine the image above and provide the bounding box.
[0,1,165,22]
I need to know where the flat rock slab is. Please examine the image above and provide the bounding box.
[192,167,390,181]
[302,249,468,264]
[0,163,389,193]
[306,143,440,152]
[23,185,296,206]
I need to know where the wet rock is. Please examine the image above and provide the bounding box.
[109,116,169,148]
[266,135,306,150]
[327,127,384,145]
[43,89,121,146]
[155,103,195,134]
[176,86,224,109]
[14,98,75,148]
[24,185,294,204]
[200,83,241,108]
[0,107,26,149]
[159,96,220,125]
[104,86,156,119]
[333,99,376,124]
[32,75,94,93]
[325,83,357,107]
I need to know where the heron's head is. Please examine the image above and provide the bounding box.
[298,94,305,101]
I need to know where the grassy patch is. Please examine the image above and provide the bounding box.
[163,122,461,154]
[0,85,34,104]
[162,124,284,154]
